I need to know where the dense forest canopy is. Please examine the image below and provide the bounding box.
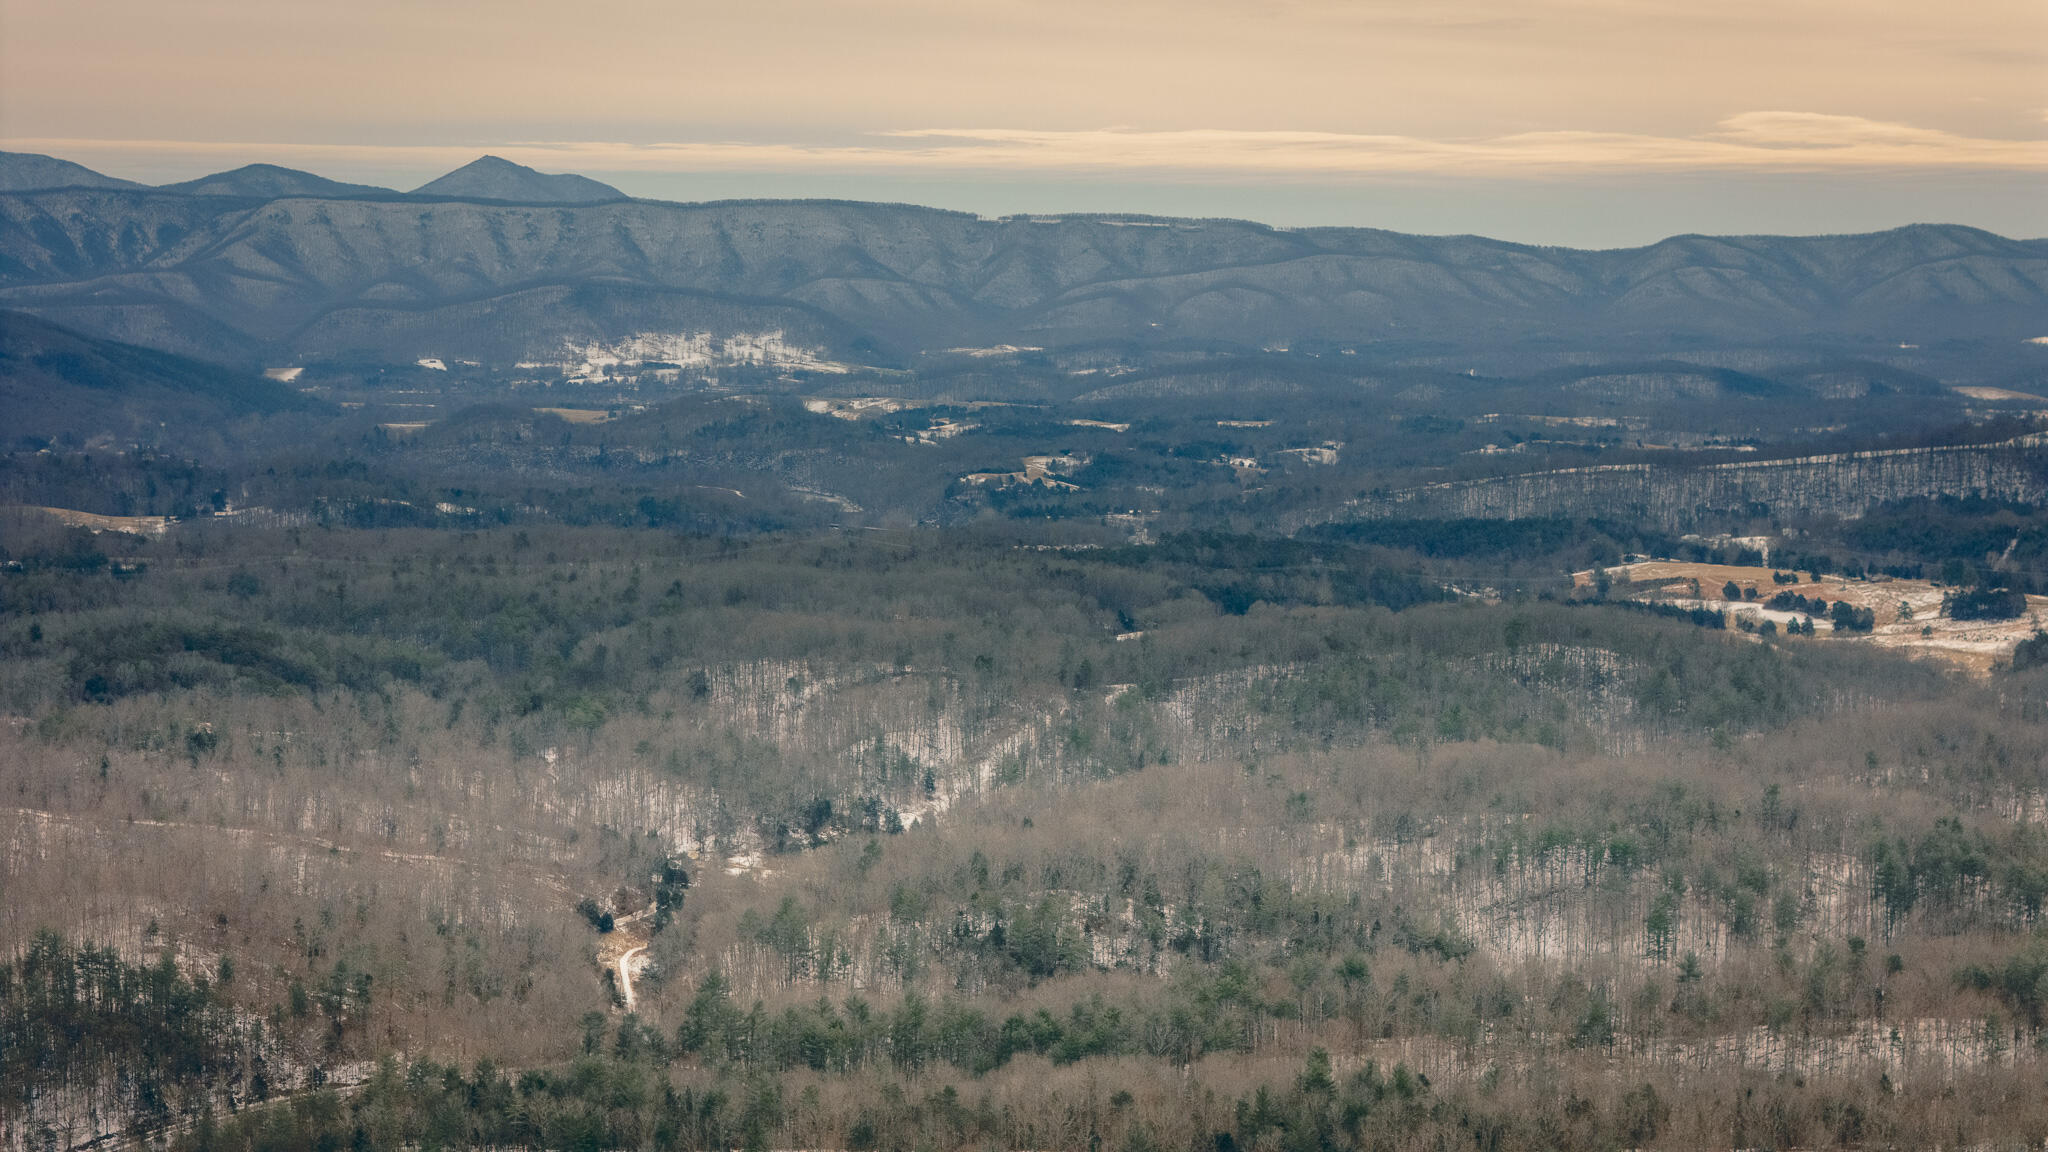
[7,485,2048,1149]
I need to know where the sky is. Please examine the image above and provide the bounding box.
[2,0,2043,246]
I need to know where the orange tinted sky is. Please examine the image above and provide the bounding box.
[4,0,2043,241]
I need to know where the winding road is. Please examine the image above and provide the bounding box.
[617,945,649,1011]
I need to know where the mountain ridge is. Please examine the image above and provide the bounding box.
[0,150,2038,248]
[0,150,144,192]
[0,151,2040,370]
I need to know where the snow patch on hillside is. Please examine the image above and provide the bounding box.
[540,330,850,383]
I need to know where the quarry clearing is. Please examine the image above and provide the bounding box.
[804,396,909,419]
[18,505,172,536]
[1951,385,2045,402]
[803,396,1025,420]
[1576,559,2046,675]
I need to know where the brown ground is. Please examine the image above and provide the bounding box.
[593,921,650,969]
[21,506,172,536]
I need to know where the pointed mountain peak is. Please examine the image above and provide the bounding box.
[409,155,625,203]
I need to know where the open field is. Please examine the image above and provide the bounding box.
[1577,559,2047,675]
[533,407,617,424]
[1951,386,2046,401]
[16,506,171,536]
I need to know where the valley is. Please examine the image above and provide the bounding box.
[3,148,2048,1151]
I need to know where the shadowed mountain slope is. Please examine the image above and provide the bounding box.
[0,309,320,448]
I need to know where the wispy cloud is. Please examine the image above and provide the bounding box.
[873,115,2048,174]
[9,114,2044,183]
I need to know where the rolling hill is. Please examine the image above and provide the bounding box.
[0,309,321,448]
[0,150,144,192]
[158,163,395,199]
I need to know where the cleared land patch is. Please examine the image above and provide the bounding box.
[533,407,617,424]
[19,505,172,536]
[1575,559,2046,675]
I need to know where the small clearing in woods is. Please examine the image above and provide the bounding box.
[1574,559,2046,675]
[1950,385,2044,401]
[534,407,616,424]
[802,396,911,419]
[21,506,172,536]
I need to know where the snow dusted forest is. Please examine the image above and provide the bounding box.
[5,506,2048,1150]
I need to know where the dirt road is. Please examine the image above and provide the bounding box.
[617,945,649,1011]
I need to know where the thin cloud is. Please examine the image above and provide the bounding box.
[9,115,2043,185]
[878,116,2048,173]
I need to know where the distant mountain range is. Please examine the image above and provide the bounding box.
[0,150,626,202]
[0,150,2043,375]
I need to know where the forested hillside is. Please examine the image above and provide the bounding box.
[3,153,2048,1152]
[5,501,2048,1149]
[0,311,322,451]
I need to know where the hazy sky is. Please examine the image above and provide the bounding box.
[3,0,2043,245]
